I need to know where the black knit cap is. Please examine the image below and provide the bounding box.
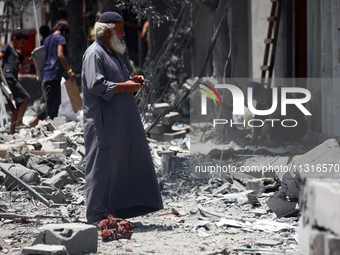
[98,12,123,23]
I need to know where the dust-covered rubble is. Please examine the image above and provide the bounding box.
[0,118,339,254]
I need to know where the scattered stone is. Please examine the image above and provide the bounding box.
[22,244,68,255]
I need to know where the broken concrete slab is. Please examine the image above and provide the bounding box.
[150,130,186,141]
[33,223,97,255]
[22,244,68,255]
[291,139,340,179]
[242,156,290,179]
[42,170,73,189]
[266,191,297,218]
[161,112,181,126]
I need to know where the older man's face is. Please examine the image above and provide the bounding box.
[109,23,126,54]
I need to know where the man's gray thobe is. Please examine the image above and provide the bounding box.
[82,39,163,223]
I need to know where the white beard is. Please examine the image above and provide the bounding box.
[109,33,126,54]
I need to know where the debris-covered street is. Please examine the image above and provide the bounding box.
[1,0,340,254]
[0,109,338,254]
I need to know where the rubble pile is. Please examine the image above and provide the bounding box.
[0,114,339,254]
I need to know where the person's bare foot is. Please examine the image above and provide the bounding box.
[29,117,40,127]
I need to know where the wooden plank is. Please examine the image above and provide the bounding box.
[65,79,83,113]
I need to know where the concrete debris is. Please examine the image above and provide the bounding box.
[22,244,68,255]
[0,111,336,255]
[147,102,187,141]
[33,223,97,255]
[246,178,280,195]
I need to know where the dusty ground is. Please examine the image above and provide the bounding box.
[1,165,299,255]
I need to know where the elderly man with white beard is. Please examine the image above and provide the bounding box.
[81,12,163,224]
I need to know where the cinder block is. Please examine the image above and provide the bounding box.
[42,171,73,189]
[32,223,97,255]
[22,244,68,255]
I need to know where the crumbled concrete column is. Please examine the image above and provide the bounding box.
[32,223,97,255]
[22,244,68,255]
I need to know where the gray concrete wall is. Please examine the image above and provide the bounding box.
[307,0,340,136]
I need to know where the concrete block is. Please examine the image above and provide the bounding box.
[22,244,68,255]
[42,171,73,189]
[266,191,296,217]
[151,103,170,115]
[150,130,186,141]
[148,124,172,135]
[161,112,181,126]
[32,223,97,255]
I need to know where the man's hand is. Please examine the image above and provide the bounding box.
[115,80,142,94]
[131,75,145,88]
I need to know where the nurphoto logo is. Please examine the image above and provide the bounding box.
[199,83,312,128]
